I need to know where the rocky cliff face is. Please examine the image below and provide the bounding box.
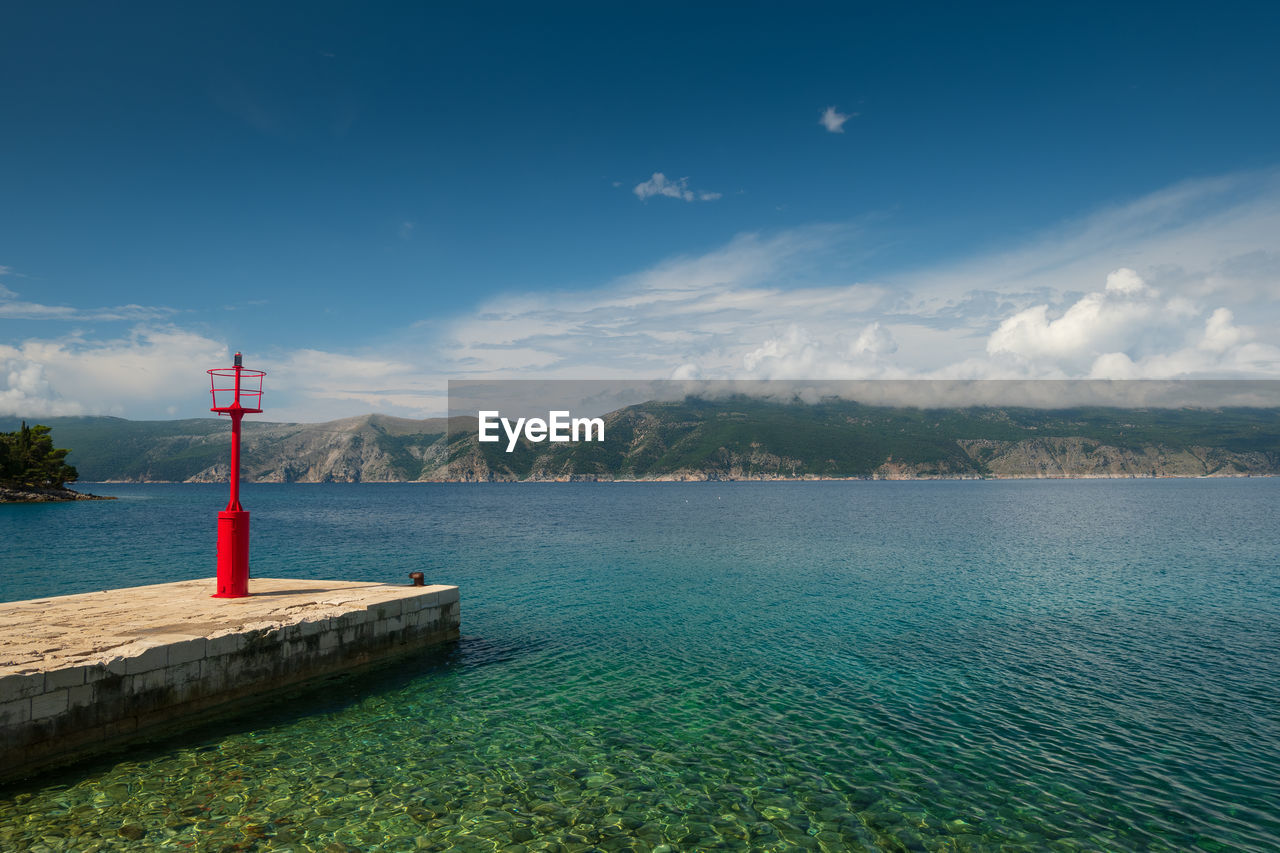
[190,429,401,483]
[956,437,1269,478]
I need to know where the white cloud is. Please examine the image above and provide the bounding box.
[1199,307,1246,353]
[986,267,1162,368]
[633,172,720,202]
[983,266,1280,379]
[740,322,898,379]
[5,171,1279,421]
[422,173,1280,395]
[0,284,174,322]
[1104,267,1148,295]
[898,171,1280,316]
[0,358,79,416]
[850,321,898,357]
[261,348,446,421]
[820,106,854,133]
[0,327,228,418]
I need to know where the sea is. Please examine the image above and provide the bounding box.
[1,480,1278,852]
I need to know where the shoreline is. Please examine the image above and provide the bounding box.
[0,485,116,504]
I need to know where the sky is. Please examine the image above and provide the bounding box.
[2,1,1279,422]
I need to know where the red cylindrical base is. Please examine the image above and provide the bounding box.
[213,510,250,598]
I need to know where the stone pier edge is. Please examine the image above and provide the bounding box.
[0,585,460,785]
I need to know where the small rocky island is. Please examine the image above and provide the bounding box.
[0,422,112,503]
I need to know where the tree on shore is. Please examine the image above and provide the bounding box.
[0,422,79,489]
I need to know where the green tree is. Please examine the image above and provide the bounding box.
[0,422,79,488]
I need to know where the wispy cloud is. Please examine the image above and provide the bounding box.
[634,172,721,202]
[5,171,1279,421]
[820,106,854,133]
[398,221,415,239]
[429,170,1280,390]
[0,286,174,322]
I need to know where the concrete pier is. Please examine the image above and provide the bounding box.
[0,578,460,784]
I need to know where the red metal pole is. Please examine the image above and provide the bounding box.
[227,410,242,511]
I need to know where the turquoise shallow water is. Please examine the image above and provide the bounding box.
[1,480,1279,852]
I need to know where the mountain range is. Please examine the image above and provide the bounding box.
[5,396,1279,483]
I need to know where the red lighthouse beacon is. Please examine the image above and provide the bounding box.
[207,352,265,598]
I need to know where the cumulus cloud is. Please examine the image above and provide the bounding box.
[633,173,720,202]
[985,267,1279,379]
[1104,267,1147,295]
[0,327,228,418]
[986,267,1162,367]
[740,322,898,379]
[850,321,898,357]
[0,358,79,416]
[820,106,854,133]
[1199,307,1247,353]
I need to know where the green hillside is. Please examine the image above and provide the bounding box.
[452,396,1280,480]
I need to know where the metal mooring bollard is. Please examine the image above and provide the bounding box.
[409,572,425,586]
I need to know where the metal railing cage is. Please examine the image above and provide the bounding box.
[208,367,265,414]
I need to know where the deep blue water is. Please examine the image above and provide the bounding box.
[1,480,1278,852]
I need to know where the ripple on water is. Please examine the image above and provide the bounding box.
[1,480,1278,852]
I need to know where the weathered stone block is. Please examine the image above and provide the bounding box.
[134,668,167,694]
[167,638,208,666]
[207,633,247,656]
[372,599,404,619]
[340,609,374,629]
[438,587,460,606]
[199,657,231,693]
[31,690,69,720]
[166,661,202,689]
[84,663,115,684]
[296,619,324,638]
[0,697,31,727]
[44,666,86,691]
[123,644,169,675]
[95,656,130,677]
[0,673,45,703]
[66,683,95,710]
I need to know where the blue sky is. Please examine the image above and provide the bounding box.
[2,2,1279,420]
